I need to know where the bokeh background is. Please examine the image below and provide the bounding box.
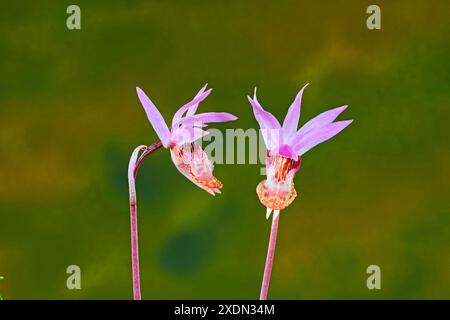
[1,0,449,299]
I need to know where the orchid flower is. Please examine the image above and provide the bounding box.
[128,85,237,299]
[248,83,352,300]
[136,84,238,195]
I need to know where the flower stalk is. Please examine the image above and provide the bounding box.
[128,141,163,300]
[260,210,280,300]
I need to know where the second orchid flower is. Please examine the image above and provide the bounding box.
[248,83,353,215]
[247,84,353,300]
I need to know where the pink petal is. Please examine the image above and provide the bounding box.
[282,83,309,140]
[136,87,171,147]
[260,128,283,152]
[247,94,282,150]
[171,87,212,128]
[293,120,353,156]
[171,127,209,145]
[297,105,349,138]
[248,93,281,129]
[187,84,208,117]
[176,112,238,126]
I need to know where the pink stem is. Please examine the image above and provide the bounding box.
[128,141,163,300]
[259,213,280,300]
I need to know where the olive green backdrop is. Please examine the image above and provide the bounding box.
[1,0,449,299]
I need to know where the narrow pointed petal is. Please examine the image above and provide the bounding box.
[266,208,273,219]
[282,83,309,139]
[187,84,208,117]
[296,105,349,138]
[293,120,353,156]
[171,87,212,127]
[248,95,281,150]
[176,112,238,126]
[136,87,171,147]
[248,95,281,129]
[248,99,280,129]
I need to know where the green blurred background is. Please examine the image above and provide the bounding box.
[1,0,449,299]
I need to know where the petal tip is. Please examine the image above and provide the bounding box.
[339,105,349,112]
[341,119,353,126]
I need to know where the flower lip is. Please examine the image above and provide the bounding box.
[256,152,301,210]
[257,180,297,210]
[170,142,223,195]
[268,152,302,182]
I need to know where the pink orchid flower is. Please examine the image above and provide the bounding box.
[136,84,238,195]
[248,83,352,300]
[128,84,237,300]
[248,83,352,214]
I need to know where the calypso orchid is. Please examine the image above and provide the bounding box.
[128,84,237,299]
[136,84,238,195]
[248,83,352,299]
[248,83,352,214]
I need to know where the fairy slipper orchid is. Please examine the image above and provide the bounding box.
[248,83,352,213]
[136,84,238,195]
[248,84,352,300]
[128,85,237,299]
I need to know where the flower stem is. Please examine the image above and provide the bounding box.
[128,141,163,300]
[259,211,280,300]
